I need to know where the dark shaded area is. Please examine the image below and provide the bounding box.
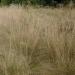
[0,0,75,7]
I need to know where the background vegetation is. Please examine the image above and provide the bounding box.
[0,0,75,6]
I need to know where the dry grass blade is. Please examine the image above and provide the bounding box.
[0,5,75,75]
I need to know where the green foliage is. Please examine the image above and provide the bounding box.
[0,0,75,6]
[1,0,12,5]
